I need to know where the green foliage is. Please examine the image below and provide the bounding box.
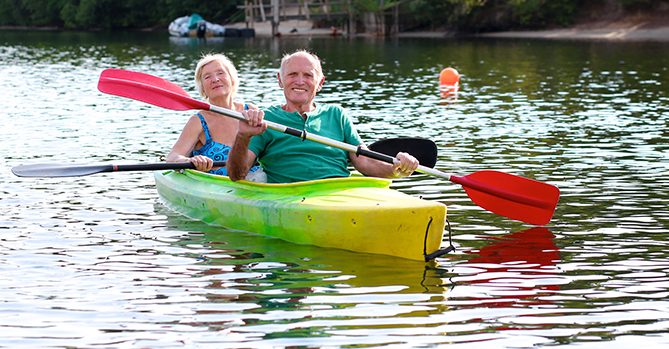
[614,0,650,4]
[0,0,243,29]
[447,0,487,17]
[405,0,586,32]
[409,0,457,24]
[354,0,382,12]
[509,0,582,28]
[60,0,77,28]
[0,0,29,26]
[1,0,666,32]
[21,0,66,26]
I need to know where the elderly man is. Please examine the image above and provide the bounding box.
[227,49,418,183]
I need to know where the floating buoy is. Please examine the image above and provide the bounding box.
[439,67,459,102]
[439,67,460,86]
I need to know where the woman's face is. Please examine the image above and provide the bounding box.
[201,60,233,100]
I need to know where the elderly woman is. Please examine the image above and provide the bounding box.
[166,53,262,179]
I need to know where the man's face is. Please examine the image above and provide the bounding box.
[278,54,324,108]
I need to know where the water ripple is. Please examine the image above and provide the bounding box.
[2,32,669,347]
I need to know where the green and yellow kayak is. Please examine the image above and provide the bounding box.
[155,169,447,261]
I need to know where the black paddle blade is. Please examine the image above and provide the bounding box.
[12,163,115,177]
[12,162,227,178]
[369,138,438,173]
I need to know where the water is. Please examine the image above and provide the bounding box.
[2,30,669,348]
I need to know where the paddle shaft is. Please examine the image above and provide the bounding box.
[210,104,405,160]
[97,69,560,224]
[104,161,227,172]
[99,74,444,176]
[208,106,551,209]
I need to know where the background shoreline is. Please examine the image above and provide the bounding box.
[3,18,668,42]
[227,17,669,41]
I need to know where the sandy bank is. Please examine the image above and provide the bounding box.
[474,25,669,41]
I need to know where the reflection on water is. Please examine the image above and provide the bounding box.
[2,30,669,347]
[456,228,562,307]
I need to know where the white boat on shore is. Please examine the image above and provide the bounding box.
[168,14,254,38]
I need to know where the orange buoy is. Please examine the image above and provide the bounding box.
[439,67,459,102]
[439,67,460,86]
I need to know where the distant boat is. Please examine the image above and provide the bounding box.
[168,13,254,38]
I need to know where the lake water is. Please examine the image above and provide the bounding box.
[2,30,669,348]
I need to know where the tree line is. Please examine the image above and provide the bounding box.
[0,0,241,29]
[0,0,664,32]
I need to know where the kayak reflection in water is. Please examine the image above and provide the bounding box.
[227,49,419,184]
[166,53,264,181]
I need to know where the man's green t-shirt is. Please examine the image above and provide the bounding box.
[248,103,363,183]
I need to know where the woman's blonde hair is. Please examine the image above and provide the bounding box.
[194,53,239,101]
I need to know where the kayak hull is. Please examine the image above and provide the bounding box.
[155,169,446,261]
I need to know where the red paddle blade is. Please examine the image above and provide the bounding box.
[450,170,560,225]
[97,69,209,111]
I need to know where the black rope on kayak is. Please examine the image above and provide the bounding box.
[422,217,433,257]
[424,219,455,262]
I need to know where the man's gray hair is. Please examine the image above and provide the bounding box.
[279,49,323,79]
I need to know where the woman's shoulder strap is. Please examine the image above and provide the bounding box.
[195,113,212,140]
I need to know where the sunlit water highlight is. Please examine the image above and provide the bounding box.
[1,30,669,347]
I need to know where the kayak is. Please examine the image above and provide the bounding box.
[154,169,447,261]
[155,169,447,261]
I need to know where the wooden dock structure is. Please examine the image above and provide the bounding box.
[239,0,354,35]
[237,0,418,36]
